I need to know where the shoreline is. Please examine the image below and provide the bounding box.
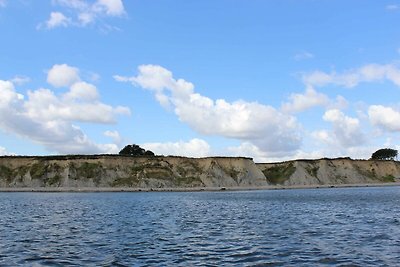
[1,182,399,192]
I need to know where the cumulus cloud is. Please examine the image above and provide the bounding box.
[44,12,71,29]
[308,128,377,161]
[24,88,127,124]
[0,65,130,154]
[311,130,334,146]
[39,0,126,29]
[322,109,366,147]
[47,64,80,87]
[142,139,211,158]
[115,65,302,155]
[368,105,400,132]
[95,0,125,16]
[66,81,99,100]
[282,87,329,113]
[302,63,400,88]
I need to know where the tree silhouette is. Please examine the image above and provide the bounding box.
[119,144,155,157]
[370,148,398,160]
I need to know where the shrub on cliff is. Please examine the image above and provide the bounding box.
[370,148,398,161]
[119,144,155,157]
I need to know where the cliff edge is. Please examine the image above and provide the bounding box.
[257,158,400,186]
[1,156,399,190]
[0,155,267,189]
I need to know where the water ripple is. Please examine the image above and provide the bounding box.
[0,187,399,266]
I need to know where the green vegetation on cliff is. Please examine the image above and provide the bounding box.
[30,162,47,179]
[262,162,296,185]
[0,165,13,183]
[1,156,399,189]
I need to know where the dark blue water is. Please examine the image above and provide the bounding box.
[0,187,399,266]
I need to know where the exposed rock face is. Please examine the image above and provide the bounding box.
[257,158,400,186]
[1,156,399,189]
[0,155,267,188]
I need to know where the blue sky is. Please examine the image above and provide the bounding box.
[0,0,400,162]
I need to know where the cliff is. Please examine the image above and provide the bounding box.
[257,158,400,186]
[0,156,399,190]
[0,155,267,189]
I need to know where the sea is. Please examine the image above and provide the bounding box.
[0,186,399,266]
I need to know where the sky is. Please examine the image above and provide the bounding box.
[0,0,400,162]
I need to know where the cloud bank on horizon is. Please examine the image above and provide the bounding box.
[114,63,400,161]
[0,1,400,162]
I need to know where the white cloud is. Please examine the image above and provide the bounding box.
[282,87,329,113]
[294,51,314,61]
[227,142,269,162]
[95,0,125,16]
[11,75,31,85]
[322,109,366,147]
[77,12,94,25]
[302,70,333,87]
[114,106,131,115]
[104,130,122,144]
[311,130,333,146]
[44,12,71,29]
[24,88,126,124]
[40,0,126,29]
[386,4,399,10]
[65,81,99,100]
[115,65,302,155]
[142,139,211,158]
[308,128,378,161]
[47,64,80,87]
[368,105,400,132]
[302,63,400,88]
[329,95,349,110]
[0,0,6,8]
[0,80,23,107]
[0,146,12,156]
[0,65,130,154]
[227,142,327,163]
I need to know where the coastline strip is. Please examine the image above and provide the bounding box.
[0,182,399,192]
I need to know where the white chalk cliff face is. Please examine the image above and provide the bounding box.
[0,156,399,189]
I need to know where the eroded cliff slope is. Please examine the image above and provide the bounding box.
[257,158,400,186]
[1,156,399,189]
[0,155,267,188]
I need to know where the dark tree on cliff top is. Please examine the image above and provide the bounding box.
[119,144,155,157]
[370,148,398,160]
